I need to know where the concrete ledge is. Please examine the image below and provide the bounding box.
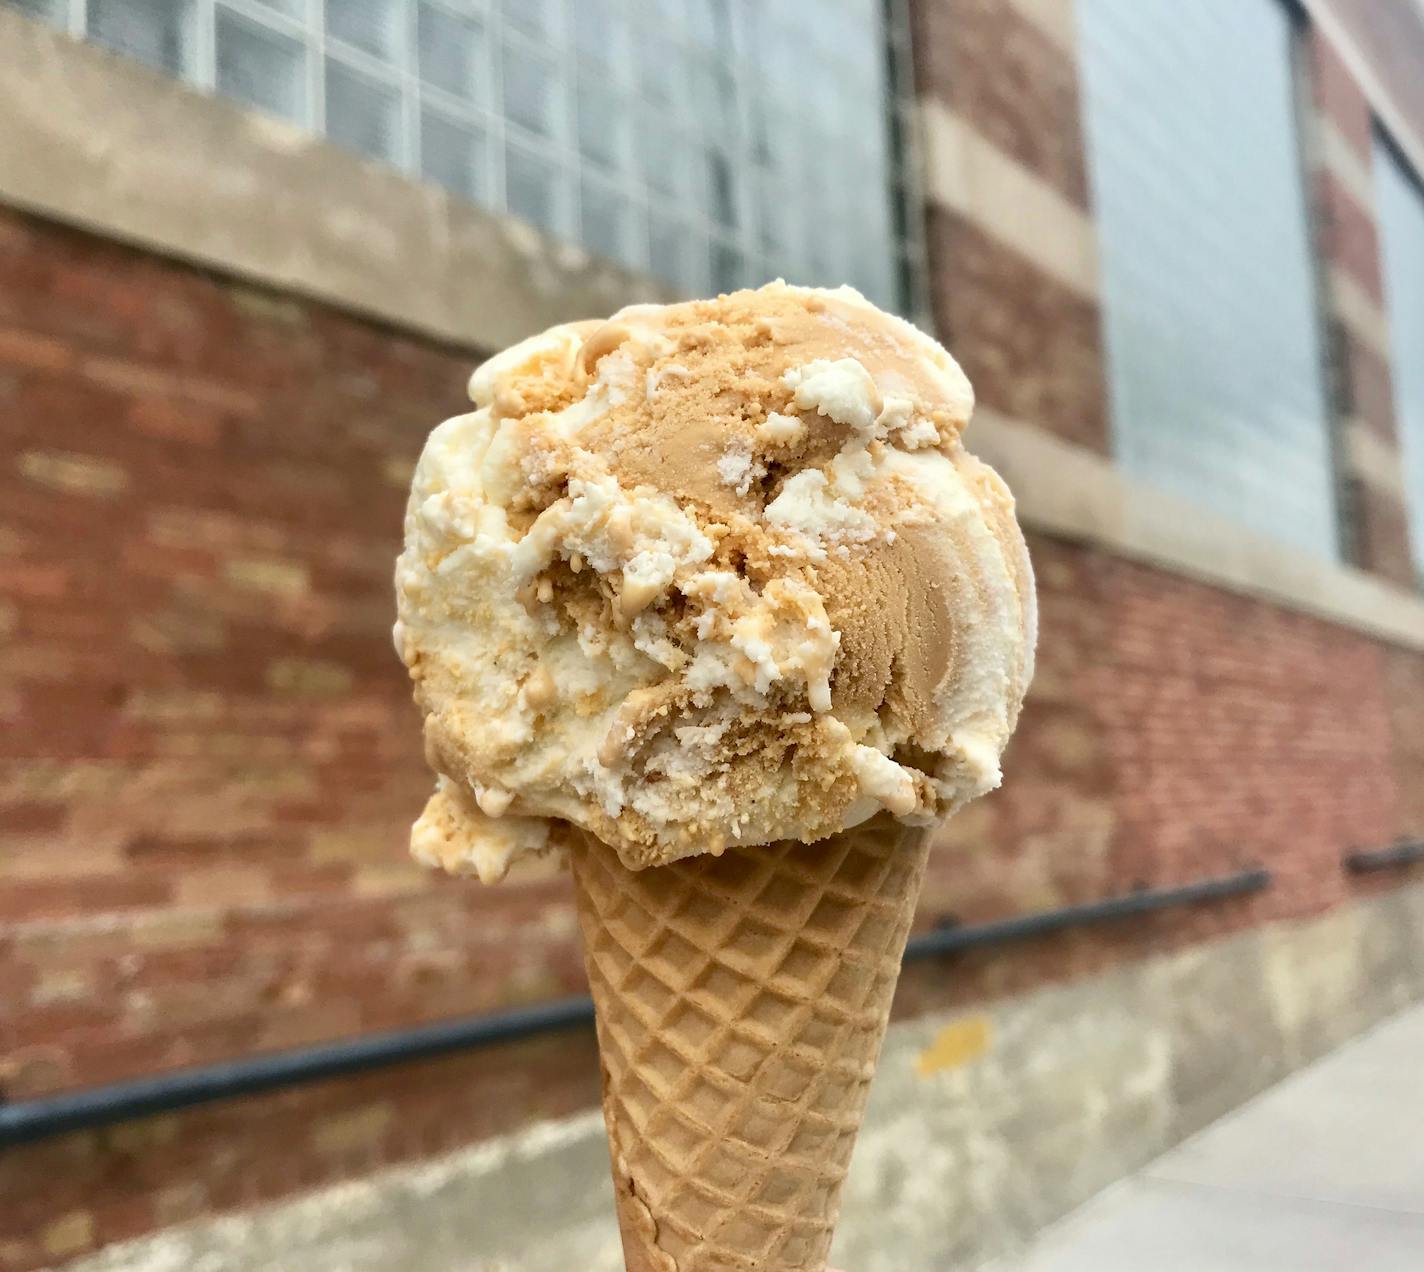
[60,882,1424,1272]
[971,409,1424,652]
[0,9,671,354]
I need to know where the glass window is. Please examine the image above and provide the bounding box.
[89,0,194,74]
[1077,0,1340,559]
[8,0,908,306]
[501,37,560,139]
[581,177,642,273]
[421,108,485,203]
[324,59,400,164]
[505,141,563,238]
[1375,135,1424,582]
[216,8,306,124]
[326,0,399,62]
[418,3,484,106]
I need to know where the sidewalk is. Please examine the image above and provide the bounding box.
[987,1001,1424,1272]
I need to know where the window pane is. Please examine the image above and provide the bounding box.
[502,0,554,39]
[418,3,483,104]
[422,109,485,203]
[502,40,559,137]
[580,179,642,271]
[576,80,626,172]
[572,0,626,78]
[1077,0,1338,559]
[640,117,687,200]
[55,0,907,307]
[711,240,746,294]
[505,143,561,236]
[325,59,400,164]
[639,32,683,111]
[89,0,193,74]
[649,214,690,291]
[325,0,398,61]
[216,9,306,124]
[703,147,739,230]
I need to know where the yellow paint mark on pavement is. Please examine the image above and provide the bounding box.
[916,1015,993,1077]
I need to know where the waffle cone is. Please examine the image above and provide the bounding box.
[570,814,930,1272]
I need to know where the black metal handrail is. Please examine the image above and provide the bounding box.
[0,866,1269,1148]
[904,866,1270,958]
[1344,840,1424,874]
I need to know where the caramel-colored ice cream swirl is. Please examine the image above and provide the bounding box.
[395,282,1036,878]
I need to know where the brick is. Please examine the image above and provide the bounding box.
[1,174,1420,1271]
[382,455,416,487]
[80,356,260,416]
[311,1103,395,1156]
[173,866,274,908]
[126,396,223,446]
[16,448,129,498]
[0,326,73,372]
[130,607,228,655]
[1336,329,1399,443]
[266,657,355,697]
[153,1182,208,1227]
[40,1211,94,1259]
[1352,484,1417,588]
[1318,172,1385,305]
[223,556,310,596]
[0,560,69,599]
[0,1045,75,1099]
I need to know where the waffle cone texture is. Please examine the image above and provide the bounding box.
[571,815,930,1271]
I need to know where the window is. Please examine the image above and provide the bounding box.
[1077,0,1340,559]
[9,0,908,310]
[1375,134,1424,583]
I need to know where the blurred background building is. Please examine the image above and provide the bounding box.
[0,0,1421,1269]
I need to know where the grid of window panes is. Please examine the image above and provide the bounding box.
[8,0,904,308]
[1375,134,1424,582]
[1077,0,1341,561]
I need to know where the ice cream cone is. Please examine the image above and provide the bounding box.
[570,814,930,1272]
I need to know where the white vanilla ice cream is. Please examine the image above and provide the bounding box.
[395,282,1036,880]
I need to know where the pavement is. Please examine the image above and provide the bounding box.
[986,1001,1424,1272]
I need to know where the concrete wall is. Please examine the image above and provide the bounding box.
[52,881,1424,1272]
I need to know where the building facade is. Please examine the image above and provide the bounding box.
[0,1,1422,1268]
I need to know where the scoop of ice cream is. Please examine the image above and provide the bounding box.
[395,282,1036,880]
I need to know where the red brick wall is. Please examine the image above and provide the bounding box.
[901,533,1422,1017]
[0,205,1421,1265]
[0,206,612,1267]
